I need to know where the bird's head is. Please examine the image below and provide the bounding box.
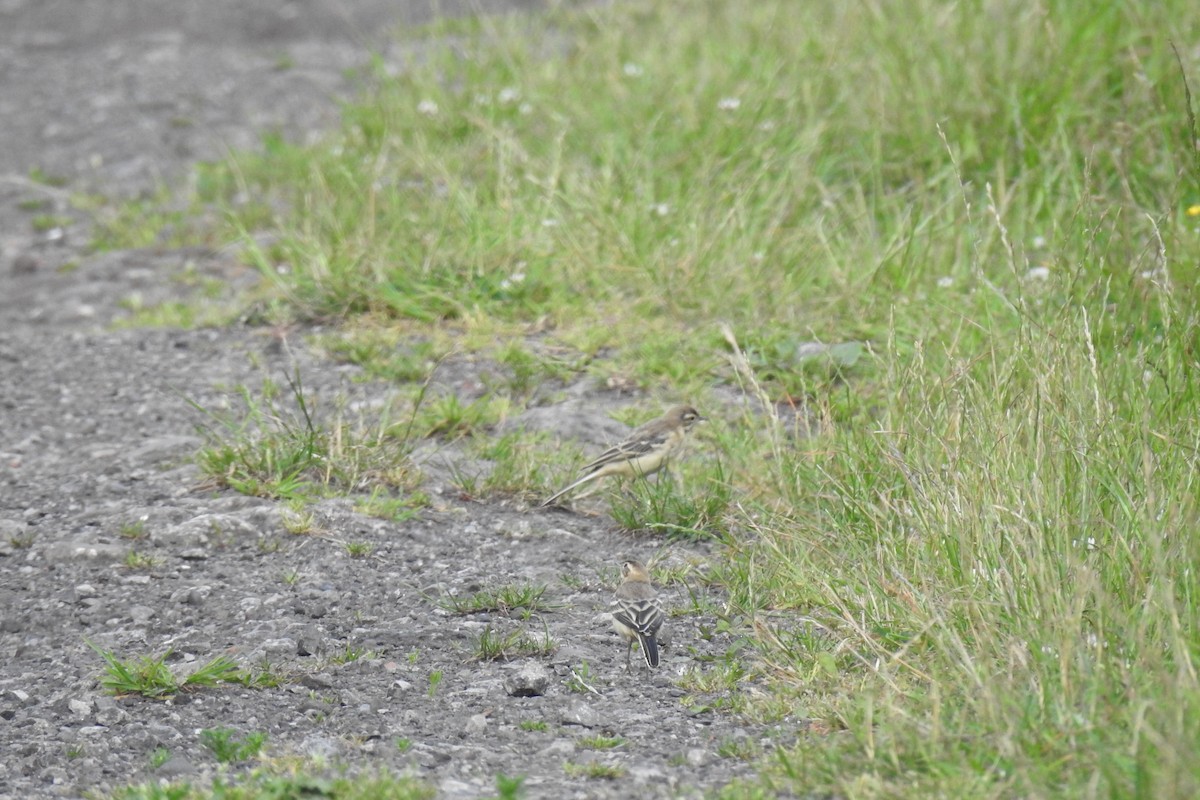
[620,559,652,582]
[670,405,705,429]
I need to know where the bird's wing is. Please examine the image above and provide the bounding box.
[581,426,670,473]
[612,594,665,636]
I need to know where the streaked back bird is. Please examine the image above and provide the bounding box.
[611,558,666,669]
[541,405,704,507]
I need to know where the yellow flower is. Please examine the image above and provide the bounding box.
[1187,204,1200,217]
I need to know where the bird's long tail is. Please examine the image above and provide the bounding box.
[540,470,601,506]
[637,633,659,667]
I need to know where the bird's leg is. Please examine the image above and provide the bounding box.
[625,640,633,669]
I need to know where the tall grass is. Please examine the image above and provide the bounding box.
[734,287,1200,795]
[213,1,1200,351]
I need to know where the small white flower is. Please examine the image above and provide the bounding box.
[417,99,438,116]
[518,103,532,115]
[752,251,765,262]
[652,203,670,217]
[499,271,526,291]
[623,62,643,77]
[937,276,954,288]
[717,97,741,111]
[1025,266,1051,281]
[498,87,520,104]
[541,218,559,227]
[1031,235,1047,249]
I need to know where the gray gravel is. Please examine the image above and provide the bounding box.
[0,2,798,797]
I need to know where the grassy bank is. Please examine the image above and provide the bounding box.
[114,0,1200,796]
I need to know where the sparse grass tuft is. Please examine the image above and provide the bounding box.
[565,661,599,695]
[88,643,276,698]
[716,737,760,761]
[198,727,267,764]
[8,530,35,549]
[354,487,428,522]
[280,503,318,534]
[414,394,502,439]
[494,774,525,800]
[318,328,445,385]
[607,461,732,541]
[342,541,374,559]
[89,645,178,698]
[329,645,374,665]
[578,735,624,750]
[562,761,626,780]
[117,519,149,540]
[190,370,421,501]
[474,626,556,661]
[439,582,554,618]
[123,550,161,570]
[452,430,569,501]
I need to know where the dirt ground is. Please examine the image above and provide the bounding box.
[0,2,797,798]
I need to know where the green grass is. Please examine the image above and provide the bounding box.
[439,581,555,617]
[88,644,275,698]
[494,774,525,800]
[562,761,625,780]
[123,550,161,570]
[578,735,624,750]
[190,370,420,501]
[198,728,267,764]
[474,626,557,661]
[342,540,374,558]
[607,459,732,540]
[565,661,599,695]
[118,519,149,540]
[329,645,375,665]
[451,429,574,501]
[354,487,428,521]
[96,0,1200,796]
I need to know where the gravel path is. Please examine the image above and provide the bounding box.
[0,3,788,797]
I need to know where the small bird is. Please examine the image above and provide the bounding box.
[541,405,704,506]
[611,559,666,669]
